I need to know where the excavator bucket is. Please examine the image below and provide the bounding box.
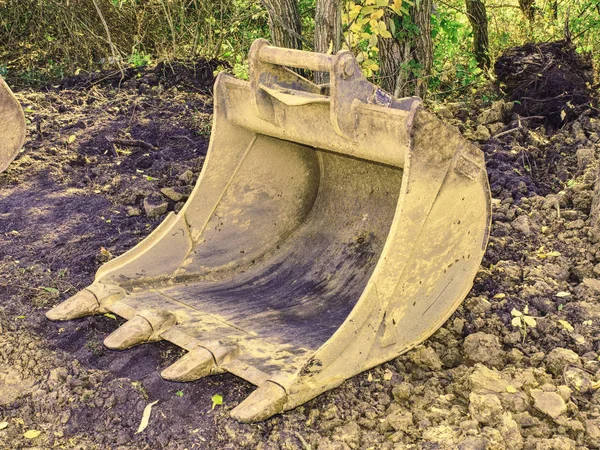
[47,40,491,422]
[0,76,26,173]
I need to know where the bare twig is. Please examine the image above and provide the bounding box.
[106,137,157,151]
[492,126,522,139]
[91,0,125,82]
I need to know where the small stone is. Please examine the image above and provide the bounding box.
[126,206,141,217]
[576,148,595,171]
[143,193,169,218]
[436,106,454,119]
[469,392,503,425]
[565,218,585,230]
[563,366,594,394]
[422,425,457,446]
[332,422,361,449]
[555,385,572,402]
[178,169,194,184]
[534,436,576,450]
[585,418,600,448]
[386,409,413,432]
[391,382,412,403]
[473,125,491,142]
[458,436,490,450]
[513,412,540,428]
[464,297,492,316]
[488,122,504,135]
[409,346,443,371]
[511,214,533,236]
[463,332,504,367]
[545,348,580,376]
[160,186,189,202]
[530,389,567,419]
[469,364,509,393]
[499,412,523,450]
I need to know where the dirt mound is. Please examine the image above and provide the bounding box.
[57,58,223,93]
[495,40,594,127]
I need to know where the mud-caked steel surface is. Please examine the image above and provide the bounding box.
[47,39,492,422]
[0,76,26,172]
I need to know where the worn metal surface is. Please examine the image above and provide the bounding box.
[47,40,492,422]
[0,76,26,173]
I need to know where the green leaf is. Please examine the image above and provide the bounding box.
[211,394,223,410]
[23,430,41,439]
[43,287,59,294]
[558,304,564,311]
[103,313,117,320]
[176,390,184,397]
[146,176,158,181]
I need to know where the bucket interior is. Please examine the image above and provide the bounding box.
[123,134,403,351]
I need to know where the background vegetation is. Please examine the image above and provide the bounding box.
[0,0,597,98]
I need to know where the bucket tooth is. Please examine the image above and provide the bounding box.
[104,315,153,350]
[161,348,217,382]
[230,381,288,423]
[45,290,101,321]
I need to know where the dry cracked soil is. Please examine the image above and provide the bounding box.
[2,62,600,450]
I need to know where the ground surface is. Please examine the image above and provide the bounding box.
[2,63,600,450]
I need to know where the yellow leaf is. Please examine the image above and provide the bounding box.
[362,5,377,14]
[506,385,518,393]
[523,316,537,327]
[0,422,8,430]
[558,320,574,332]
[376,0,388,5]
[547,251,561,257]
[371,9,384,20]
[380,29,392,38]
[67,135,76,144]
[23,430,42,439]
[511,316,522,327]
[136,400,159,434]
[493,293,506,299]
[556,291,571,298]
[511,308,522,317]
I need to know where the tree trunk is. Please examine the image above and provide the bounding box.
[465,0,490,70]
[378,0,433,99]
[519,0,535,22]
[314,0,342,84]
[262,0,302,50]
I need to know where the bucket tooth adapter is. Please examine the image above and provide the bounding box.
[48,40,491,422]
[0,76,26,173]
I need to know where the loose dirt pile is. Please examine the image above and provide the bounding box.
[2,64,600,449]
[494,40,595,127]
